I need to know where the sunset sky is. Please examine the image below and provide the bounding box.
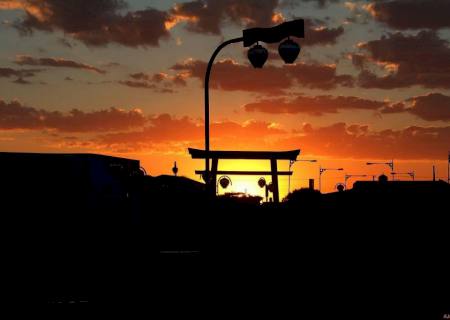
[1,0,449,196]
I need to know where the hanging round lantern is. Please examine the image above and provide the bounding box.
[219,176,231,189]
[248,44,268,68]
[278,38,301,64]
[258,177,266,188]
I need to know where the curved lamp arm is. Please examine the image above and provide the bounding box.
[204,37,244,182]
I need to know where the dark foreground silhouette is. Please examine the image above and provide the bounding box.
[1,152,449,316]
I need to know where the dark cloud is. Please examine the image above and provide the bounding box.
[245,91,450,122]
[171,58,353,93]
[171,58,291,94]
[244,93,450,121]
[15,55,106,74]
[15,0,171,47]
[99,114,202,145]
[0,66,41,78]
[170,1,344,42]
[379,102,406,114]
[118,80,157,90]
[302,18,344,46]
[98,114,285,151]
[169,0,280,34]
[349,53,367,70]
[0,99,146,132]
[287,62,354,89]
[129,73,150,81]
[406,93,450,121]
[12,77,32,85]
[281,0,340,8]
[279,122,450,160]
[369,0,450,30]
[95,114,450,159]
[103,62,121,68]
[266,18,343,50]
[356,31,450,89]
[119,71,187,92]
[244,94,387,115]
[8,0,345,47]
[57,37,74,48]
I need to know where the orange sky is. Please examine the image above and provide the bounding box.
[1,0,449,196]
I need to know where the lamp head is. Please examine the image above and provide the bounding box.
[278,38,301,64]
[248,44,268,68]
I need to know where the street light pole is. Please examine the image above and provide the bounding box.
[319,167,344,193]
[202,20,305,195]
[288,159,317,193]
[366,160,394,180]
[344,174,367,190]
[391,172,415,181]
[204,37,244,189]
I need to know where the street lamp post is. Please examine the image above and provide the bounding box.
[319,167,344,193]
[366,160,395,180]
[288,159,317,193]
[344,174,367,190]
[391,171,415,181]
[203,19,305,195]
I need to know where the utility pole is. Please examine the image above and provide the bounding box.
[366,160,394,180]
[391,171,415,181]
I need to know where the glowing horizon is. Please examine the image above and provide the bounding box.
[1,0,449,196]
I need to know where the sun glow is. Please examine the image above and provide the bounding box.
[271,12,285,24]
[0,0,23,10]
[220,179,266,197]
[214,159,294,199]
